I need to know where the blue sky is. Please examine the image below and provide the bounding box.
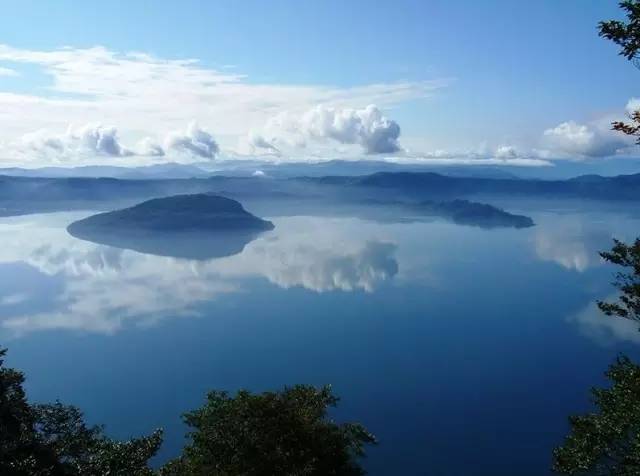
[0,0,637,166]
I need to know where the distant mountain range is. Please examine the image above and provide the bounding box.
[0,160,519,180]
[302,171,640,201]
[1,170,639,218]
[0,163,212,180]
[3,157,640,180]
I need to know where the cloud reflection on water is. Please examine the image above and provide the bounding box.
[0,214,399,336]
[2,206,638,341]
[569,297,640,346]
[533,215,614,272]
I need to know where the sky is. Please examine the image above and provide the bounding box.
[0,0,638,168]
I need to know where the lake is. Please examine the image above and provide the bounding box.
[1,201,640,475]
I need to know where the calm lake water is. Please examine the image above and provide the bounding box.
[1,201,640,475]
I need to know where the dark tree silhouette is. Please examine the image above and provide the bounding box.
[598,238,640,321]
[553,6,640,471]
[594,1,640,322]
[161,385,376,476]
[553,238,640,474]
[599,1,640,62]
[600,1,640,142]
[0,348,162,476]
[553,356,640,474]
[1,348,375,475]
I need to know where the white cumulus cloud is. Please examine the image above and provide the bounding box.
[165,122,219,159]
[493,145,519,159]
[12,121,228,162]
[70,123,132,157]
[626,97,640,114]
[136,137,165,157]
[0,44,446,165]
[19,123,132,158]
[250,104,402,155]
[542,120,629,158]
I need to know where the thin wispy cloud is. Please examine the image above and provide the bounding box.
[0,43,636,167]
[0,66,18,77]
[0,44,447,165]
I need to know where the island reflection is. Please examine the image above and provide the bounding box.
[3,203,638,342]
[0,213,400,336]
[67,228,266,260]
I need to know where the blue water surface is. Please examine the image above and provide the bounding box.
[1,202,639,475]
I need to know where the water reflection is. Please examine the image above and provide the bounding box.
[533,215,616,272]
[4,203,640,476]
[0,213,399,336]
[2,205,640,340]
[569,297,640,346]
[68,224,267,261]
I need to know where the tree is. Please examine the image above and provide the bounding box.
[600,1,640,143]
[552,237,640,474]
[1,348,375,475]
[552,238,640,474]
[0,347,162,476]
[552,4,640,472]
[32,402,162,476]
[599,1,640,62]
[598,238,640,321]
[553,356,640,474]
[162,385,376,476]
[595,1,640,323]
[0,347,64,476]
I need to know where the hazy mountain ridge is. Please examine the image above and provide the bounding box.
[0,160,520,180]
[0,170,638,201]
[1,170,639,219]
[0,163,212,180]
[342,171,640,200]
[4,157,640,180]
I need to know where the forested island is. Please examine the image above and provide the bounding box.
[67,194,274,259]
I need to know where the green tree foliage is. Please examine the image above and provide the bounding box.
[2,348,375,475]
[600,1,640,143]
[553,238,640,474]
[162,385,376,476]
[552,5,640,473]
[32,402,162,476]
[598,238,640,321]
[553,357,640,475]
[599,1,640,62]
[0,347,162,475]
[0,347,62,475]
